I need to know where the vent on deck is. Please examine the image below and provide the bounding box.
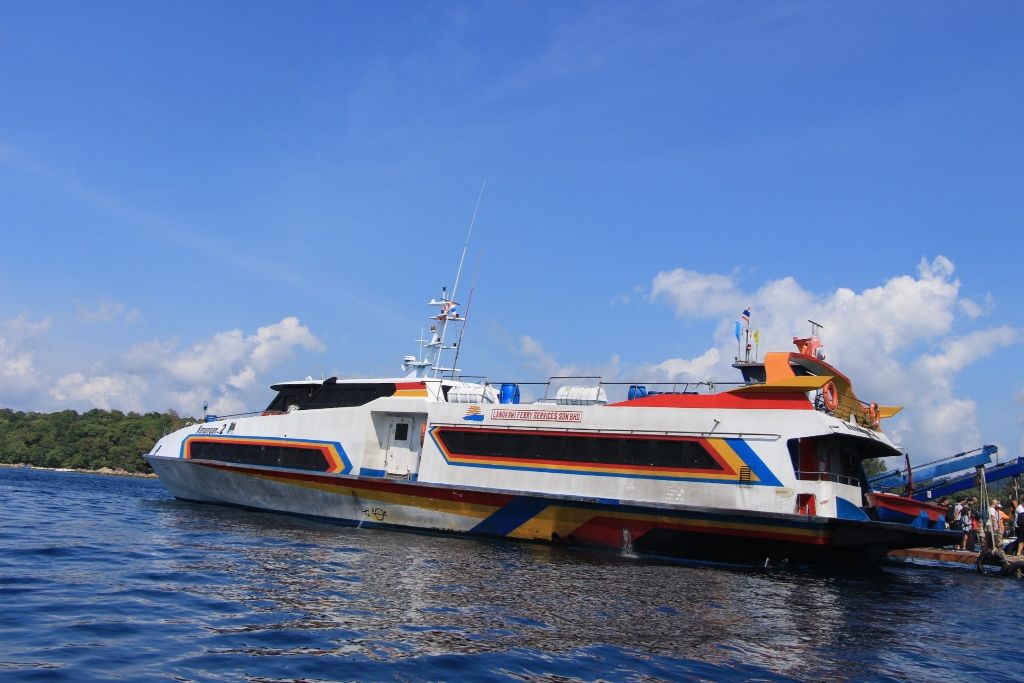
[738,466,753,487]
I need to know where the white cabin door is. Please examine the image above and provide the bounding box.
[383,417,417,477]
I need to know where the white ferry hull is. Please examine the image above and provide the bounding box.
[147,454,957,566]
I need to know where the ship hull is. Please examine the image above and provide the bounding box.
[148,455,958,567]
[865,492,950,528]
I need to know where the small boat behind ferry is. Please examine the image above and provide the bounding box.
[145,276,958,566]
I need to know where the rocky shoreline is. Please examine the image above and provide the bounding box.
[0,463,157,478]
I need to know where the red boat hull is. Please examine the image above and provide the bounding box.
[865,492,949,528]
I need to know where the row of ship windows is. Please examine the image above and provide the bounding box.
[189,442,329,472]
[435,429,722,470]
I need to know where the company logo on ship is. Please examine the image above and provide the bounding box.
[463,406,484,422]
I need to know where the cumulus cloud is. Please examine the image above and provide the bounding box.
[915,327,1016,388]
[0,314,52,406]
[650,267,743,318]
[520,334,578,377]
[75,298,141,325]
[959,293,994,320]
[0,337,42,389]
[643,348,720,383]
[249,317,326,371]
[52,372,146,412]
[517,335,623,400]
[48,317,325,415]
[646,255,1019,459]
[6,312,54,338]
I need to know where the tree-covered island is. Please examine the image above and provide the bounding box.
[0,408,195,474]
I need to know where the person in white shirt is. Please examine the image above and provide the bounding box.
[1014,499,1024,556]
[988,500,1004,549]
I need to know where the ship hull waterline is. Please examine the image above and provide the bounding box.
[147,456,959,567]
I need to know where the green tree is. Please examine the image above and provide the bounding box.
[0,408,195,472]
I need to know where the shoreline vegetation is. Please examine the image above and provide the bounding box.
[0,408,195,475]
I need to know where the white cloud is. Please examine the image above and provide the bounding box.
[643,348,720,382]
[517,335,623,400]
[5,312,54,339]
[52,372,146,412]
[959,293,994,320]
[520,334,577,377]
[0,314,52,406]
[0,338,41,386]
[47,316,326,416]
[165,329,250,385]
[228,366,257,390]
[75,299,141,325]
[915,327,1016,389]
[650,267,743,318]
[249,317,325,371]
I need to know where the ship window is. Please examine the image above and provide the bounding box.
[394,423,409,441]
[436,429,722,470]
[266,382,397,412]
[534,434,567,461]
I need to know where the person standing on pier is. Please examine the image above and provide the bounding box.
[959,504,973,550]
[1015,499,1024,556]
[987,500,1004,550]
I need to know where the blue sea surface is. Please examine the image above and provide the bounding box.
[0,467,1011,681]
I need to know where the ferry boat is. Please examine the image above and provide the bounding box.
[145,274,958,566]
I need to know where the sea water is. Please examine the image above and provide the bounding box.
[0,467,1011,681]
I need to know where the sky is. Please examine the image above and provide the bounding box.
[1,2,1021,464]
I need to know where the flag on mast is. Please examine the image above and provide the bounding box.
[734,321,741,341]
[741,307,751,324]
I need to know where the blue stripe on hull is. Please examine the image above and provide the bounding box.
[470,497,551,536]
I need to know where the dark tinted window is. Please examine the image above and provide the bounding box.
[436,429,721,470]
[394,423,409,441]
[266,383,397,412]
[190,440,329,472]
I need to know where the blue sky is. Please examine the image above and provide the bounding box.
[1,2,1021,463]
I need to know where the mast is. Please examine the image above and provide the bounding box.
[401,181,486,379]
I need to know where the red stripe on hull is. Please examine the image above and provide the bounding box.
[572,516,830,547]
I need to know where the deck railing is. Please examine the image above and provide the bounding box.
[795,471,860,486]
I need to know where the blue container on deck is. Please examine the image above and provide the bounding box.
[205,415,218,423]
[499,383,521,404]
[628,385,648,400]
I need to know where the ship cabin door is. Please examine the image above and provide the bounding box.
[383,416,420,478]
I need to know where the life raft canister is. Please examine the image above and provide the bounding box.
[822,381,839,411]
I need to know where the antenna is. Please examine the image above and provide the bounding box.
[432,180,486,378]
[451,248,482,376]
[449,179,486,306]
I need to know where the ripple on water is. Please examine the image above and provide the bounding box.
[0,467,1016,682]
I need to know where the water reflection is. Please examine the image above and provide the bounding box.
[1,468,1013,682]
[151,500,963,678]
